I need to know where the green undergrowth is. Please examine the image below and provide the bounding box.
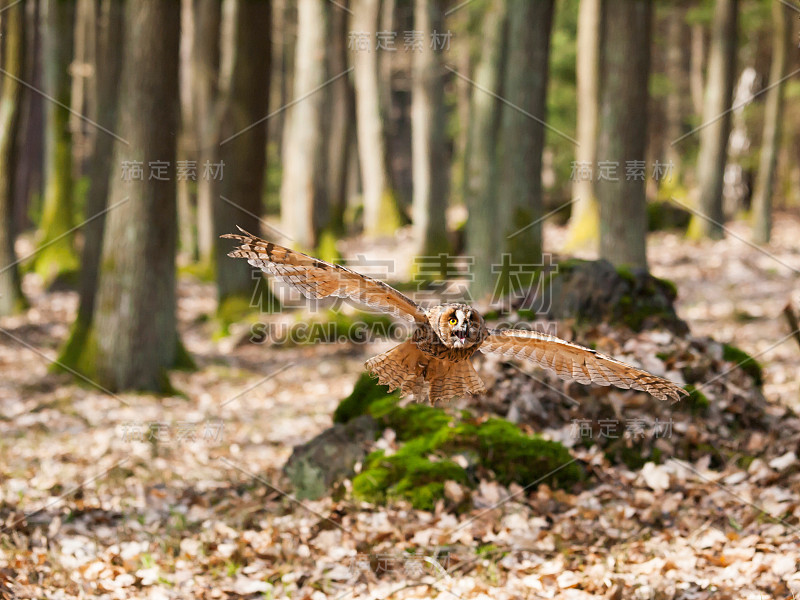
[722,343,763,387]
[283,309,398,347]
[339,374,582,511]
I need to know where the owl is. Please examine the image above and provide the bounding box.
[222,228,687,405]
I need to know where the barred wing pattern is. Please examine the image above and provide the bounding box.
[221,228,428,323]
[480,329,688,403]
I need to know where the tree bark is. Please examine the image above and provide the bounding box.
[214,0,273,323]
[751,0,791,244]
[565,0,601,252]
[280,0,327,250]
[324,0,354,241]
[352,0,402,237]
[664,2,692,173]
[597,0,651,269]
[192,0,223,265]
[495,0,554,295]
[411,0,449,260]
[464,0,506,300]
[0,0,26,315]
[689,23,706,117]
[690,0,737,240]
[91,0,185,391]
[64,0,124,336]
[34,0,78,286]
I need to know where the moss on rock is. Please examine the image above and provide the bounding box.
[343,375,582,510]
[722,343,763,387]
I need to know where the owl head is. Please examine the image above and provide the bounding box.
[429,304,486,349]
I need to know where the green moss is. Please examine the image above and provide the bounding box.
[179,260,216,282]
[172,336,196,371]
[615,264,637,284]
[722,343,763,387]
[333,372,397,424]
[215,294,257,338]
[683,384,710,415]
[284,309,397,347]
[315,229,342,264]
[351,405,581,510]
[54,319,100,380]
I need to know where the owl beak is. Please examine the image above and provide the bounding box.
[452,328,468,348]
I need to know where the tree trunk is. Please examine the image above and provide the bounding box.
[597,0,651,269]
[14,0,44,236]
[34,0,78,287]
[177,0,198,258]
[464,0,507,300]
[63,0,124,337]
[0,0,26,315]
[751,0,791,244]
[352,0,401,237]
[192,0,222,265]
[565,0,601,252]
[663,2,692,173]
[90,0,185,391]
[689,23,706,117]
[215,0,273,324]
[690,0,737,240]
[495,0,554,296]
[324,0,354,243]
[280,0,327,250]
[410,0,449,261]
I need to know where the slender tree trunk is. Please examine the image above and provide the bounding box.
[751,0,791,244]
[689,23,706,117]
[0,0,26,315]
[15,0,43,235]
[177,0,198,258]
[192,0,222,265]
[280,0,327,250]
[411,0,449,261]
[495,0,554,295]
[664,2,692,173]
[215,0,273,324]
[323,0,354,246]
[34,0,78,287]
[464,0,506,300]
[70,0,96,169]
[75,0,123,326]
[597,0,651,269]
[690,0,737,240]
[91,0,185,391]
[565,0,601,252]
[352,0,401,237]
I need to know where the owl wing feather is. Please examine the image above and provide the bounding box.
[221,228,428,323]
[479,329,688,403]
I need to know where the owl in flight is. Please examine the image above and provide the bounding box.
[223,228,687,405]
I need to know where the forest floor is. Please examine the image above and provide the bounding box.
[1,213,800,600]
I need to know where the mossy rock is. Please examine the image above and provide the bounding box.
[520,258,688,334]
[683,384,710,415]
[647,200,691,232]
[341,375,582,511]
[722,343,763,387]
[285,414,377,500]
[333,372,398,424]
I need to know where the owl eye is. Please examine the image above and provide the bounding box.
[448,317,458,325]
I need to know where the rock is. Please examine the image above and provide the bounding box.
[518,259,689,335]
[284,414,377,500]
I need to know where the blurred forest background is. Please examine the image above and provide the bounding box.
[2,0,800,598]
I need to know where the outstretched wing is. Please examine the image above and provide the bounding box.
[480,329,687,402]
[221,228,427,323]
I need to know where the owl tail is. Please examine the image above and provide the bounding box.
[365,341,486,405]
